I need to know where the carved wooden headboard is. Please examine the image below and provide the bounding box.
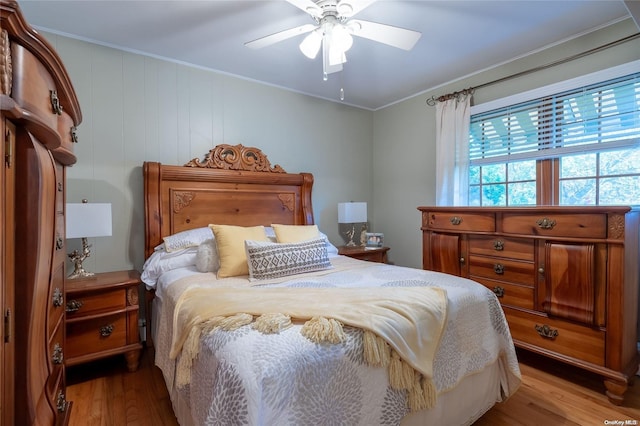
[143,144,314,258]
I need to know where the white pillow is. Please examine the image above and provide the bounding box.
[162,227,213,252]
[141,246,198,288]
[195,239,219,273]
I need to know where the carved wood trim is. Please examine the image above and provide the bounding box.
[0,29,12,95]
[126,287,139,307]
[184,144,286,173]
[173,191,195,213]
[278,193,294,211]
[608,214,625,240]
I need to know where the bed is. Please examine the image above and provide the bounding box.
[142,144,521,426]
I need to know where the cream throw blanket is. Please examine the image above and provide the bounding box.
[170,285,447,411]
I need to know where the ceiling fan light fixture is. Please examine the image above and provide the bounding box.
[300,29,322,59]
[331,24,353,53]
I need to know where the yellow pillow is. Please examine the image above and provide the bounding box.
[271,224,320,243]
[209,224,268,278]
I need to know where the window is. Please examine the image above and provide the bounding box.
[468,67,640,206]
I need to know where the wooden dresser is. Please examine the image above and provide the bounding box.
[1,1,82,424]
[418,206,640,405]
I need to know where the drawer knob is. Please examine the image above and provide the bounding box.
[55,236,64,251]
[538,267,545,275]
[100,324,115,337]
[52,288,63,308]
[493,264,504,275]
[459,257,465,264]
[536,217,556,230]
[535,324,559,339]
[65,299,83,313]
[50,90,63,115]
[70,125,79,143]
[52,343,63,365]
[493,240,504,251]
[492,286,504,298]
[449,216,463,225]
[56,390,67,413]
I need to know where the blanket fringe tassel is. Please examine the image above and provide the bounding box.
[175,314,436,411]
[253,313,293,333]
[300,316,346,344]
[176,313,252,388]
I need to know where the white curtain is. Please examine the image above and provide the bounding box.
[435,96,470,206]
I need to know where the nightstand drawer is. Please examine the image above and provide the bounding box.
[355,250,386,263]
[65,288,126,317]
[338,246,389,263]
[66,313,127,358]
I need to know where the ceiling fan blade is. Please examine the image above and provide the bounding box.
[285,0,323,18]
[245,24,316,49]
[337,0,376,18]
[349,19,421,50]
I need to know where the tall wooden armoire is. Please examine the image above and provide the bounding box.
[1,1,82,424]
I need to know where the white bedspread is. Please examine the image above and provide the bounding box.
[153,256,521,426]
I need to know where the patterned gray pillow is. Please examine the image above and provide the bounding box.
[245,237,332,281]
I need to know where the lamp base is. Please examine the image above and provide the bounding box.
[67,237,95,280]
[344,224,357,246]
[67,267,96,280]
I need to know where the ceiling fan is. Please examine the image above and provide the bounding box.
[245,0,421,79]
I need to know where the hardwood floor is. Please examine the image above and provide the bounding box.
[67,347,640,425]
[66,347,178,426]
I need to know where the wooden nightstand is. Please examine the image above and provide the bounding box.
[65,270,143,372]
[338,246,390,263]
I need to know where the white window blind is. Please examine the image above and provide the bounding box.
[469,72,640,165]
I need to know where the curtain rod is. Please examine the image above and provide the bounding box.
[426,32,640,106]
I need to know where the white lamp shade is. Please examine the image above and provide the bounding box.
[66,203,112,239]
[338,202,367,223]
[300,29,322,59]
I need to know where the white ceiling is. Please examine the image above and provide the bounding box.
[16,1,638,110]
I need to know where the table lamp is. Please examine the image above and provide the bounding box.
[338,202,367,246]
[66,199,112,279]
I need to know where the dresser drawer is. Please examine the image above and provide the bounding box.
[468,235,534,261]
[48,265,65,338]
[53,111,77,165]
[47,323,65,399]
[54,213,66,266]
[10,44,60,129]
[501,213,606,239]
[66,313,127,358]
[425,211,495,232]
[469,255,535,286]
[474,278,535,310]
[66,288,127,318]
[51,376,70,418]
[504,307,605,366]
